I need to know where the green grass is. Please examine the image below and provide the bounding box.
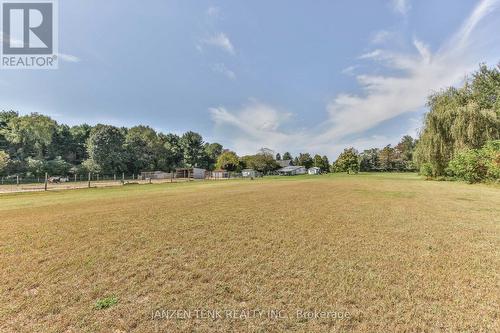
[1,173,499,332]
[95,296,119,310]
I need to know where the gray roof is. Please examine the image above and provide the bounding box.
[277,159,293,168]
[278,166,305,172]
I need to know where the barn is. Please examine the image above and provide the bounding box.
[277,166,307,176]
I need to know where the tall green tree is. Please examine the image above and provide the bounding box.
[0,111,18,152]
[321,155,330,173]
[296,153,314,168]
[202,142,223,170]
[241,154,279,174]
[379,145,395,171]
[124,125,159,173]
[313,154,330,172]
[333,148,359,174]
[180,131,205,168]
[359,148,379,172]
[415,65,500,176]
[4,113,57,160]
[70,124,92,164]
[160,133,183,170]
[216,151,240,171]
[282,152,292,160]
[85,124,126,174]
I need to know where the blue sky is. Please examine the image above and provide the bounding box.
[2,0,500,158]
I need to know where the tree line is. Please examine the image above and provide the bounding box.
[215,149,330,174]
[330,135,417,174]
[1,65,498,183]
[0,113,226,177]
[0,113,331,178]
[329,64,500,183]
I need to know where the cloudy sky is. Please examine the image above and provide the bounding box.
[2,0,500,158]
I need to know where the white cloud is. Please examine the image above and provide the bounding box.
[207,6,220,18]
[391,0,411,15]
[341,65,359,75]
[371,30,394,44]
[203,33,235,55]
[211,63,236,80]
[210,100,300,154]
[210,0,500,158]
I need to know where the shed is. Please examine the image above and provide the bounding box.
[242,169,257,178]
[308,167,321,175]
[212,169,229,179]
[176,168,206,179]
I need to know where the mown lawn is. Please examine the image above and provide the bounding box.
[1,173,499,332]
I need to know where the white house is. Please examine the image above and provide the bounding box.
[308,167,321,175]
[277,166,307,176]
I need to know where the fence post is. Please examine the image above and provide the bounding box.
[114,174,116,181]
[122,172,125,181]
[44,172,48,191]
[74,174,77,182]
[88,172,91,188]
[16,175,19,186]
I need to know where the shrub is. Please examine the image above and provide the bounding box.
[482,140,500,180]
[419,163,434,179]
[95,296,118,310]
[447,149,487,183]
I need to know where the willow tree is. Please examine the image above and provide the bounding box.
[415,64,500,176]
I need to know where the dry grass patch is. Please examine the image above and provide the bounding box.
[1,174,499,332]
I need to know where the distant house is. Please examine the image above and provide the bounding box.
[242,169,258,178]
[277,159,293,168]
[277,166,307,176]
[308,167,321,175]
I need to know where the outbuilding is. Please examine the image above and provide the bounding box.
[242,169,258,178]
[308,167,321,175]
[277,166,307,176]
[212,169,229,179]
[176,168,206,179]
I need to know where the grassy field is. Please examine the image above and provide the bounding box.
[1,173,499,332]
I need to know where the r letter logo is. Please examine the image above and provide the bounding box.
[1,0,58,69]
